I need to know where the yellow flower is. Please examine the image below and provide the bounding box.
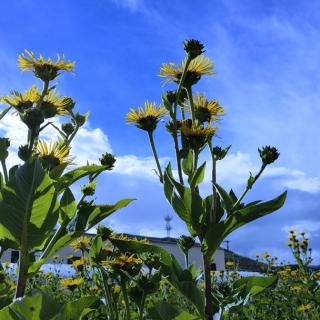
[263,252,270,259]
[34,140,73,170]
[60,277,84,289]
[226,261,235,267]
[186,92,224,123]
[4,262,10,268]
[126,101,167,132]
[18,50,74,81]
[40,90,74,118]
[72,257,87,271]
[181,121,217,149]
[102,254,142,270]
[290,285,302,293]
[159,55,214,86]
[70,236,91,251]
[297,304,312,313]
[1,85,40,112]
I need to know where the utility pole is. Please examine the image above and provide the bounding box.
[164,215,173,238]
[223,240,231,251]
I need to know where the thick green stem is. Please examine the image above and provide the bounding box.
[232,163,267,210]
[1,159,8,184]
[139,291,146,320]
[148,131,163,182]
[208,142,217,224]
[186,86,196,125]
[100,269,116,320]
[15,248,28,298]
[203,253,213,319]
[120,277,131,320]
[184,252,189,268]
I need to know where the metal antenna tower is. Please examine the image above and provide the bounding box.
[164,215,173,238]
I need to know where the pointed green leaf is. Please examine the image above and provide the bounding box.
[0,159,59,249]
[182,149,194,176]
[189,162,206,189]
[59,187,77,224]
[214,183,234,213]
[234,276,278,297]
[0,106,11,121]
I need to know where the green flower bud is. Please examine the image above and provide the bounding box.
[73,112,86,127]
[177,235,195,255]
[61,123,74,136]
[0,138,10,160]
[18,144,31,161]
[97,225,114,241]
[165,120,181,135]
[99,152,116,170]
[183,39,205,59]
[258,146,280,165]
[211,145,231,160]
[81,181,97,196]
[21,108,44,129]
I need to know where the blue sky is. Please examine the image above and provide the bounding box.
[1,0,320,264]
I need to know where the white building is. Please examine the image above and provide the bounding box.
[1,234,225,271]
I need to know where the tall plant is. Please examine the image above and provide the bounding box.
[0,51,133,300]
[126,40,287,319]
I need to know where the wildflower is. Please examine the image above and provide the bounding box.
[18,50,74,81]
[226,261,235,268]
[185,92,224,123]
[72,112,87,126]
[102,254,142,273]
[160,55,214,87]
[181,121,216,149]
[39,90,74,118]
[177,235,195,255]
[183,39,205,59]
[97,225,114,240]
[60,277,83,290]
[70,236,91,251]
[21,107,44,129]
[263,252,270,259]
[53,255,59,260]
[258,146,280,166]
[72,257,87,271]
[4,262,10,268]
[126,101,167,132]
[297,304,312,313]
[34,140,73,171]
[290,285,302,293]
[1,86,40,112]
[289,229,295,234]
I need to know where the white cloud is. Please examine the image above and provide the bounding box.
[282,220,320,237]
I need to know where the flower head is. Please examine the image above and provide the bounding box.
[258,146,280,165]
[60,277,83,290]
[181,121,217,149]
[186,92,224,123]
[159,55,214,87]
[183,39,205,59]
[40,90,74,118]
[34,140,73,171]
[70,236,91,251]
[1,86,40,112]
[126,101,167,132]
[18,50,74,81]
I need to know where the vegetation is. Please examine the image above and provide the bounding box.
[0,41,318,319]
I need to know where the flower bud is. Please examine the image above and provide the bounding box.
[258,146,280,165]
[18,144,31,161]
[97,225,114,241]
[177,235,195,255]
[61,123,74,136]
[211,145,231,160]
[81,181,97,196]
[99,152,116,170]
[21,108,44,129]
[0,138,10,160]
[73,112,86,127]
[183,39,205,59]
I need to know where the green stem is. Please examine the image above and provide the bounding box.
[203,253,213,319]
[232,164,267,210]
[100,269,116,320]
[27,128,37,160]
[184,252,189,268]
[139,291,146,320]
[120,277,131,320]
[1,159,8,184]
[148,131,163,182]
[15,248,29,298]
[36,80,49,110]
[186,86,196,125]
[208,141,217,224]
[66,124,80,146]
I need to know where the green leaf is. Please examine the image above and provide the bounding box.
[0,106,11,121]
[0,289,60,319]
[55,165,107,194]
[234,276,278,297]
[189,162,206,189]
[214,183,234,213]
[182,150,194,176]
[53,296,100,320]
[148,301,181,320]
[59,187,77,224]
[0,159,59,249]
